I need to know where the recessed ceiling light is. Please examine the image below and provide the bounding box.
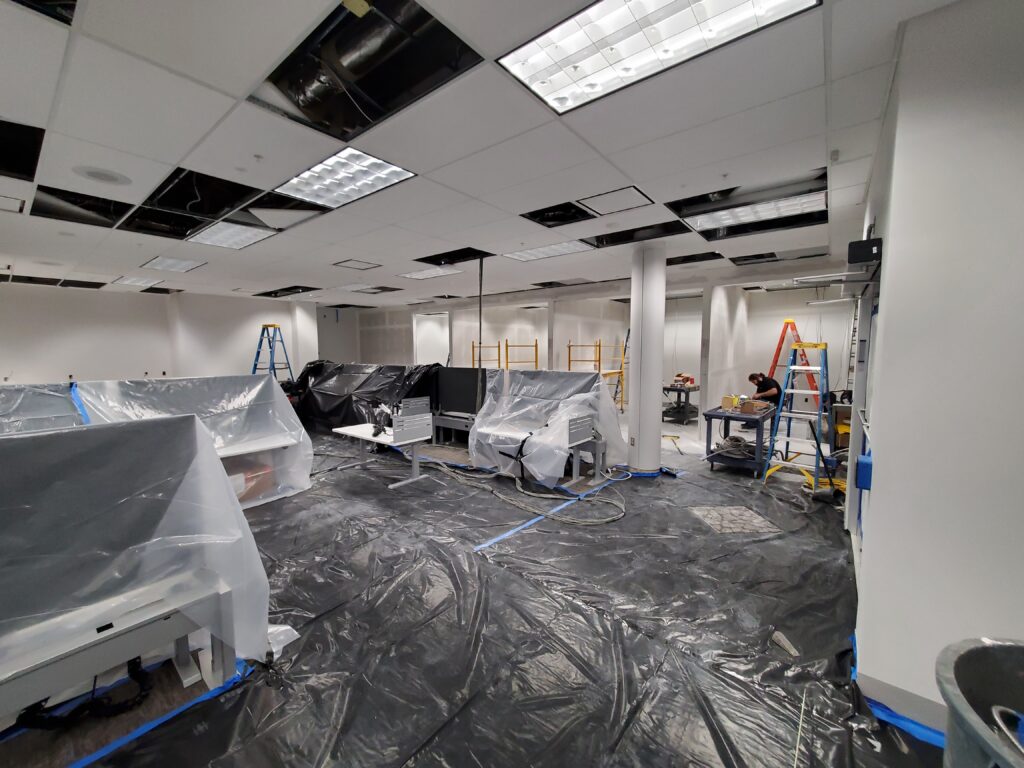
[275,147,414,209]
[113,275,162,287]
[333,258,381,270]
[72,166,132,186]
[187,222,276,249]
[499,0,819,113]
[504,241,593,262]
[142,255,206,272]
[399,265,463,280]
[683,191,826,231]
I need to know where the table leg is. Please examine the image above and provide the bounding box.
[682,390,691,425]
[755,418,764,477]
[389,441,430,489]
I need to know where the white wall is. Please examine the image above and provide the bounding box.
[664,296,703,382]
[414,312,451,365]
[357,307,414,365]
[855,0,1024,728]
[550,298,628,371]
[701,286,749,409]
[317,306,360,362]
[451,306,548,368]
[0,282,318,383]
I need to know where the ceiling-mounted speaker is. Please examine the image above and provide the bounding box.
[849,238,882,265]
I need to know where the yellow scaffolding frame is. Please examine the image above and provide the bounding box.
[567,339,602,372]
[504,338,539,369]
[602,340,627,412]
[471,340,501,368]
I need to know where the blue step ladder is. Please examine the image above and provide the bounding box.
[251,323,293,381]
[764,342,832,489]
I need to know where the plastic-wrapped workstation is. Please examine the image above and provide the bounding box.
[470,369,628,486]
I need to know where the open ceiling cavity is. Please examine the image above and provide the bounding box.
[119,207,210,240]
[666,251,724,266]
[521,201,596,228]
[255,285,321,299]
[415,247,493,267]
[30,186,132,228]
[0,119,44,183]
[252,0,482,142]
[146,169,261,220]
[231,192,330,229]
[667,169,828,241]
[499,0,820,114]
[581,218,690,248]
[10,0,75,24]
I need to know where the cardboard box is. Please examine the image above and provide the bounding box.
[721,395,739,410]
[740,400,771,414]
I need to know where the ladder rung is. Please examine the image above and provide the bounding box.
[775,437,829,454]
[771,460,820,470]
[790,366,821,372]
[779,411,821,421]
[786,389,820,395]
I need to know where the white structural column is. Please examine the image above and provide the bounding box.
[627,245,667,471]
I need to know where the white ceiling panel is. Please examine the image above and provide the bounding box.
[401,200,510,237]
[829,203,867,249]
[183,102,342,189]
[563,8,825,154]
[0,177,35,212]
[86,229,176,271]
[0,216,107,264]
[831,0,958,80]
[340,226,430,257]
[829,183,867,209]
[829,120,882,163]
[288,208,386,244]
[418,0,593,59]
[829,64,891,131]
[578,187,652,216]
[80,0,336,98]
[36,133,173,204]
[455,216,563,254]
[481,157,632,214]
[0,2,68,127]
[829,156,873,190]
[553,203,677,241]
[429,122,598,197]
[641,134,827,202]
[52,38,234,164]
[611,86,826,181]
[340,177,468,225]
[356,64,554,174]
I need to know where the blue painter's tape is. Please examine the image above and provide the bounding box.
[866,697,946,749]
[473,515,545,552]
[69,382,90,425]
[68,660,253,768]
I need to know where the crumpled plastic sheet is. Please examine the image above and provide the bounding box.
[85,445,940,767]
[76,375,313,508]
[0,383,84,434]
[0,416,270,691]
[295,361,438,434]
[470,369,629,487]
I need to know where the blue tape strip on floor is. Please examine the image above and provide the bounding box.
[866,697,946,749]
[473,514,547,552]
[68,660,253,768]
[69,382,90,425]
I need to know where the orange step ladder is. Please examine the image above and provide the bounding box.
[768,319,820,407]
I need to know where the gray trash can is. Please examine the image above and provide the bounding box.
[936,638,1024,767]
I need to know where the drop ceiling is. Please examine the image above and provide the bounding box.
[0,0,958,305]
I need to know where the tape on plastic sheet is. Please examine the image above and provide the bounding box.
[69,381,91,425]
[68,660,254,768]
[610,465,683,479]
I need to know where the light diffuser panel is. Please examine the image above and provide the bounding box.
[113,275,162,287]
[188,222,277,249]
[142,255,206,272]
[683,191,826,231]
[399,265,464,280]
[275,148,414,209]
[503,241,593,262]
[499,0,819,113]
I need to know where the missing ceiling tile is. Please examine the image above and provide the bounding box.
[730,253,778,266]
[118,207,211,239]
[233,191,329,229]
[353,285,402,294]
[0,119,44,182]
[146,168,261,219]
[11,275,61,286]
[581,219,691,248]
[416,247,492,267]
[666,252,724,266]
[254,285,321,298]
[9,0,76,23]
[521,201,595,228]
[31,186,132,228]
[59,278,105,289]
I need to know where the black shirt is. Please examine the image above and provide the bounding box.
[756,376,783,407]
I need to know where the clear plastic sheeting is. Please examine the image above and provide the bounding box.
[76,375,313,508]
[470,369,628,487]
[0,416,270,685]
[0,383,83,435]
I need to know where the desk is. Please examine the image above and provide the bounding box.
[702,406,774,477]
[332,423,430,489]
[663,384,700,425]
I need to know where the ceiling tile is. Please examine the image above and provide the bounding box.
[830,184,867,209]
[340,177,468,225]
[611,87,827,182]
[481,157,632,214]
[51,37,234,164]
[430,122,598,197]
[183,101,342,189]
[401,200,510,237]
[80,0,336,98]
[287,207,385,244]
[563,9,825,154]
[0,2,68,127]
[0,216,108,264]
[553,204,678,241]
[829,156,873,190]
[829,120,881,163]
[578,187,652,216]
[457,216,565,254]
[830,64,891,131]
[0,176,35,210]
[356,63,554,173]
[419,0,592,59]
[36,132,173,204]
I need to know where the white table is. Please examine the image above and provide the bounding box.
[332,423,431,489]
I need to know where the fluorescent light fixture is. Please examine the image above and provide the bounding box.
[806,297,856,305]
[113,275,162,287]
[399,265,463,280]
[334,258,381,270]
[684,191,827,231]
[793,269,867,283]
[504,240,593,262]
[142,255,206,273]
[188,222,276,249]
[276,147,414,209]
[499,0,819,113]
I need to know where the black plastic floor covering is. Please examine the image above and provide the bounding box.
[97,440,939,767]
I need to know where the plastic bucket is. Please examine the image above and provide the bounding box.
[936,639,1024,767]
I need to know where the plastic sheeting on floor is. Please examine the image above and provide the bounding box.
[85,440,941,767]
